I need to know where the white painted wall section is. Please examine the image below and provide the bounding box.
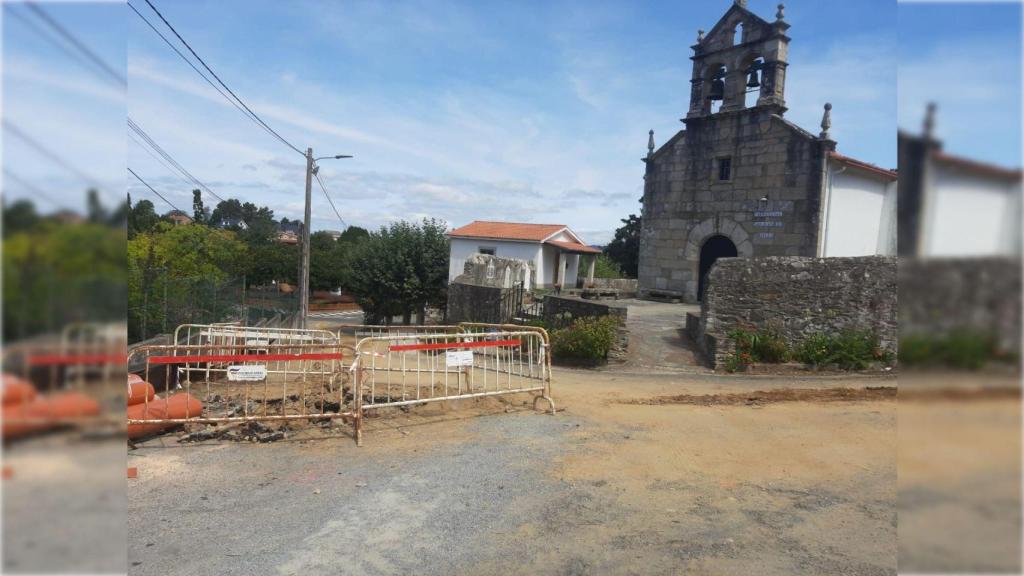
[923,165,1021,256]
[448,237,543,284]
[821,162,895,257]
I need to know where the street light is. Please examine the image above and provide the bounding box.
[299,148,353,328]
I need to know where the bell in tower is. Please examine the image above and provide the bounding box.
[709,66,726,101]
[686,2,790,118]
[745,62,761,88]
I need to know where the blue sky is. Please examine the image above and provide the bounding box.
[4,0,899,242]
[899,2,1022,167]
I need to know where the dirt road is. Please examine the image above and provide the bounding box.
[128,368,898,575]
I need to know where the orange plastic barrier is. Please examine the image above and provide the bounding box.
[126,393,203,439]
[128,373,144,385]
[2,392,101,439]
[2,374,37,406]
[127,381,156,406]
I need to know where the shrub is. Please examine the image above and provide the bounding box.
[549,315,620,364]
[795,330,890,370]
[727,327,790,364]
[900,329,1000,370]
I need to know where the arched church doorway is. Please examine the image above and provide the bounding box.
[698,235,738,301]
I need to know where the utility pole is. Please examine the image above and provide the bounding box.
[299,147,314,328]
[298,148,353,328]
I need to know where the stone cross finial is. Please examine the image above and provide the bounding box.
[923,102,937,139]
[697,29,704,43]
[734,0,747,7]
[647,130,655,158]
[776,3,785,21]
[820,103,832,139]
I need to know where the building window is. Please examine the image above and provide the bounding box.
[717,157,732,181]
[478,247,495,255]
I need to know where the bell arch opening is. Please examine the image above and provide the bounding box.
[698,235,738,301]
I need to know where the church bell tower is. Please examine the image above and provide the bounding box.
[686,1,790,119]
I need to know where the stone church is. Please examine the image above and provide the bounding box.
[638,0,897,302]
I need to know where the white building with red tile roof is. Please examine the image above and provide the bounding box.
[448,220,601,289]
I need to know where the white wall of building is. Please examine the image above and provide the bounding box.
[922,165,1022,257]
[820,162,897,257]
[448,237,543,284]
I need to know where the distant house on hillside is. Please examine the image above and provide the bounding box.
[165,210,192,226]
[448,220,601,289]
[277,220,301,245]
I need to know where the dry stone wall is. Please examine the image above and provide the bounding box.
[694,256,897,368]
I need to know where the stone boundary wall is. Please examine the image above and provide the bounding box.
[695,256,897,368]
[543,295,629,362]
[900,257,1021,353]
[579,278,639,295]
[446,282,515,324]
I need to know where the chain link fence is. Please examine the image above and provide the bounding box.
[128,271,297,343]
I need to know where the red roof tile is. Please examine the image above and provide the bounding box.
[545,239,602,254]
[449,220,567,242]
[931,151,1022,181]
[828,151,897,180]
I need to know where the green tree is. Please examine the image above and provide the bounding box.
[192,189,207,224]
[128,198,160,238]
[605,214,640,278]
[348,219,449,323]
[2,199,39,237]
[338,226,369,244]
[579,253,623,279]
[86,188,108,224]
[128,223,248,340]
[209,199,278,244]
[4,220,125,340]
[246,242,298,286]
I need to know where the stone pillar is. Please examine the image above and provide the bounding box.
[720,70,744,112]
[587,256,596,285]
[556,252,566,287]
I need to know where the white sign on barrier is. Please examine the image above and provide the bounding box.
[227,365,268,381]
[445,350,474,367]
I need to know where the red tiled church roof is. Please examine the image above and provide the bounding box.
[828,151,897,180]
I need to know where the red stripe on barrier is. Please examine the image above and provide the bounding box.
[147,352,341,365]
[27,354,127,366]
[389,339,521,352]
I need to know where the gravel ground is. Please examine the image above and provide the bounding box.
[129,410,587,576]
[128,366,902,576]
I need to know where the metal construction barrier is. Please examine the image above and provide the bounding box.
[173,323,338,348]
[2,334,126,433]
[350,329,555,445]
[336,324,464,341]
[127,343,353,426]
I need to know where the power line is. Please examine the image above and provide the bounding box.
[126,2,271,141]
[22,2,126,87]
[6,6,114,86]
[127,132,193,190]
[127,117,224,203]
[314,170,347,229]
[2,168,62,207]
[134,0,304,157]
[127,167,185,213]
[3,120,106,192]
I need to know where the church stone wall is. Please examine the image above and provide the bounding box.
[900,257,1021,354]
[692,256,897,369]
[639,109,828,302]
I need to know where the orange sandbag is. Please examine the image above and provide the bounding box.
[128,373,144,385]
[2,392,101,439]
[127,393,202,439]
[127,380,156,406]
[2,374,37,406]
